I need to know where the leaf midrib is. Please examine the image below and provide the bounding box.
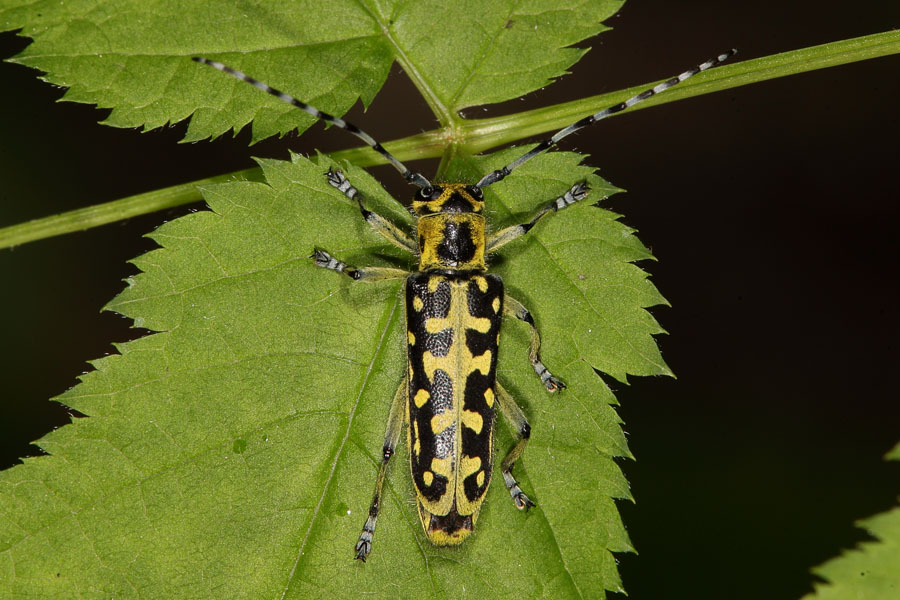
[445,0,523,110]
[354,0,452,125]
[279,285,404,598]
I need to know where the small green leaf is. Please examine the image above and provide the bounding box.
[381,0,624,115]
[1,0,621,139]
[801,444,900,600]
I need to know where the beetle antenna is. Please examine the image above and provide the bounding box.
[193,57,433,190]
[476,49,736,189]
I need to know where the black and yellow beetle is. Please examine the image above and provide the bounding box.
[194,49,734,560]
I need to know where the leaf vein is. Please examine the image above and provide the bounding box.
[447,0,524,108]
[279,290,402,597]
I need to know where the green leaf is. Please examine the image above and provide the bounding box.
[0,152,647,598]
[1,0,621,139]
[801,445,900,600]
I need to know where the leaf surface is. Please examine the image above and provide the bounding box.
[801,444,900,600]
[1,0,623,139]
[0,149,664,598]
[0,1,672,597]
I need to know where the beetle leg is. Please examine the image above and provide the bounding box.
[494,381,535,510]
[311,249,409,283]
[355,375,408,561]
[326,169,417,254]
[485,182,590,253]
[503,294,565,392]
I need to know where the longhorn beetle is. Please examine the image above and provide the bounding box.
[194,49,735,561]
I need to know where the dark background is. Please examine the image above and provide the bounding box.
[2,2,898,598]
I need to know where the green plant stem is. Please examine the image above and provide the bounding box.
[2,29,897,250]
[0,168,263,249]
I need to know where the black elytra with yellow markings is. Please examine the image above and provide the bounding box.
[405,269,503,545]
[194,49,735,560]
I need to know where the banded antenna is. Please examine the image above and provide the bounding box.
[476,49,737,189]
[193,57,433,190]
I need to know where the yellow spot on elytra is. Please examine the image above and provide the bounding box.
[413,420,421,457]
[484,388,495,408]
[461,410,483,434]
[460,455,482,478]
[423,470,434,486]
[413,296,424,311]
[425,319,452,334]
[430,411,454,434]
[492,297,500,313]
[474,276,488,292]
[469,349,492,375]
[408,331,416,345]
[467,316,492,334]
[414,389,430,408]
[431,456,453,478]
[476,470,485,487]
[425,520,472,546]
[427,276,444,293]
[422,352,444,381]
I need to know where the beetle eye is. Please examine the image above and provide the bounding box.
[470,187,484,200]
